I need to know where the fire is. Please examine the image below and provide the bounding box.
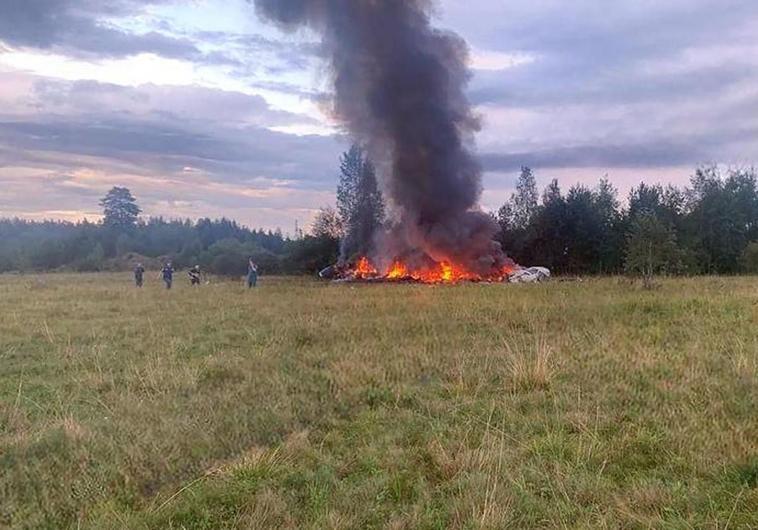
[501,263,518,276]
[440,262,453,282]
[386,260,409,279]
[347,257,513,283]
[354,256,378,278]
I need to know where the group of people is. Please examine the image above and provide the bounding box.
[133,259,259,289]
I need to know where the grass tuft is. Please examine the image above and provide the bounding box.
[505,336,554,393]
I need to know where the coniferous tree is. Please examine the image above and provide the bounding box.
[512,166,539,230]
[497,166,539,263]
[100,187,141,229]
[593,178,624,272]
[336,144,385,259]
[563,185,599,273]
[533,179,569,271]
[684,166,758,273]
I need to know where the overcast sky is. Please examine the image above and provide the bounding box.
[1,0,756,231]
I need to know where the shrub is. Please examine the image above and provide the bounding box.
[739,241,758,273]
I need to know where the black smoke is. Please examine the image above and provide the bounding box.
[253,0,513,275]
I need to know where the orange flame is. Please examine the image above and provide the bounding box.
[386,260,409,279]
[348,257,511,283]
[354,257,378,278]
[440,262,454,282]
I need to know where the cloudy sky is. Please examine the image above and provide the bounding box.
[1,0,756,231]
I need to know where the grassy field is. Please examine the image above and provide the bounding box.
[0,273,756,529]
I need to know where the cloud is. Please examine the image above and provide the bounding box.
[434,0,758,182]
[0,164,335,229]
[449,0,758,114]
[0,74,346,228]
[480,134,751,174]
[442,0,758,60]
[2,0,758,225]
[0,99,343,187]
[28,79,319,128]
[470,59,758,108]
[0,0,204,59]
[0,0,322,80]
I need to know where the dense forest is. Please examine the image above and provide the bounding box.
[495,165,758,276]
[1,148,757,276]
[0,184,337,275]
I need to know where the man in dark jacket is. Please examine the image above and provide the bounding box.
[161,262,174,289]
[134,263,145,287]
[188,265,201,286]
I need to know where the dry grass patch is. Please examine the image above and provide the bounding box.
[504,335,555,393]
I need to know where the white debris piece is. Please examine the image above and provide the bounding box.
[509,267,551,283]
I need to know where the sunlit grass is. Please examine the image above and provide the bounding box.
[0,273,756,528]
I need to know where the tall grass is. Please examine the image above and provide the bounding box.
[504,334,554,392]
[0,273,756,528]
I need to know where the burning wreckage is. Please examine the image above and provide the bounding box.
[254,0,549,284]
[319,258,551,285]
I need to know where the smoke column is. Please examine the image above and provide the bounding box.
[253,0,513,275]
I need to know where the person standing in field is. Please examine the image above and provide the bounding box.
[188,265,201,286]
[134,263,145,287]
[161,262,174,290]
[247,259,258,288]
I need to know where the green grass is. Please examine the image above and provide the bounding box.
[0,273,756,529]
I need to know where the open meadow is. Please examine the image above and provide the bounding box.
[0,273,756,529]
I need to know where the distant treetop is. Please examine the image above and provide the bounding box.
[100,187,141,229]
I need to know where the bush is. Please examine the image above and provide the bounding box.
[210,253,248,277]
[74,243,105,272]
[283,236,339,274]
[624,213,683,277]
[201,238,280,277]
[739,241,758,273]
[202,239,249,277]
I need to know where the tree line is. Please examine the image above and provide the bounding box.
[1,152,757,276]
[495,166,758,276]
[0,187,312,275]
[313,151,758,276]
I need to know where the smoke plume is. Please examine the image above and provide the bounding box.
[253,0,513,275]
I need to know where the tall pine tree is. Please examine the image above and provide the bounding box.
[336,145,385,259]
[100,187,141,230]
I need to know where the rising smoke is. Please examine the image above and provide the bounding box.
[253,0,513,275]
